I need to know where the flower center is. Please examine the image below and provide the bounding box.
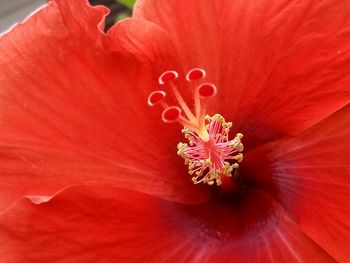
[147,68,244,186]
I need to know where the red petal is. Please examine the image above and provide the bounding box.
[134,0,350,146]
[0,186,335,262]
[0,0,207,210]
[214,190,335,262]
[244,104,350,262]
[105,17,179,70]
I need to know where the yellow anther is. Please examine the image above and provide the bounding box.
[232,163,239,169]
[236,133,243,139]
[205,159,212,166]
[236,153,244,162]
[207,180,215,185]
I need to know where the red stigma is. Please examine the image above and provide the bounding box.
[162,106,181,123]
[148,91,166,106]
[159,70,179,85]
[197,83,217,98]
[186,68,206,81]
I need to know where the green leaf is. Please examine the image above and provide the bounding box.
[115,12,130,22]
[116,0,136,9]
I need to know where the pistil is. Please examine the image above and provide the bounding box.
[147,68,244,186]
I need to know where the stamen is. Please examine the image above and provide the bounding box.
[147,68,244,187]
[177,114,244,186]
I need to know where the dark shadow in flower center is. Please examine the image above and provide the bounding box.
[168,172,279,251]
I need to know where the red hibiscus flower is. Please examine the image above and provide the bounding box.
[0,0,350,262]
